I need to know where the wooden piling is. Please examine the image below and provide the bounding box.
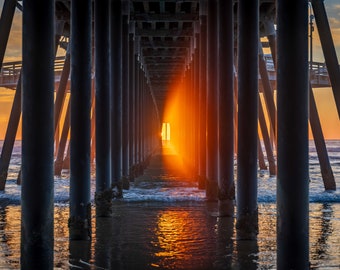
[21,0,55,267]
[277,0,309,268]
[111,0,123,197]
[236,0,259,240]
[198,8,207,189]
[217,0,235,215]
[69,0,92,240]
[94,0,112,216]
[206,0,218,200]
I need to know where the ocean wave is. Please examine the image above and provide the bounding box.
[1,179,339,205]
[1,140,340,205]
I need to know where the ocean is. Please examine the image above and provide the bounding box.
[0,140,339,269]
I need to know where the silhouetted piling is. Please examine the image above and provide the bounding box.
[128,29,136,179]
[21,0,55,268]
[206,0,218,200]
[193,32,200,179]
[277,0,309,268]
[217,0,235,215]
[198,2,207,189]
[236,0,259,240]
[134,61,141,168]
[111,0,123,197]
[69,0,92,240]
[132,52,139,168]
[122,11,130,183]
[94,0,112,217]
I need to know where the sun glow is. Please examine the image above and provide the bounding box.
[152,209,198,268]
[162,74,200,178]
[161,122,171,141]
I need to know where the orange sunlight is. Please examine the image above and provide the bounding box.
[259,88,340,141]
[160,75,340,180]
[312,87,340,140]
[161,122,171,141]
[152,210,199,268]
[0,88,21,140]
[162,74,199,178]
[0,89,70,141]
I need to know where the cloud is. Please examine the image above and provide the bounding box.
[326,3,340,27]
[0,1,23,62]
[309,1,340,62]
[0,88,16,138]
[0,89,15,102]
[332,3,340,14]
[5,10,22,62]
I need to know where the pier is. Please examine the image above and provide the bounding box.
[0,0,339,269]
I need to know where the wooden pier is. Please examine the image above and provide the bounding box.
[0,0,339,269]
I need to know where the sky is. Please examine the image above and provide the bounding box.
[0,1,340,139]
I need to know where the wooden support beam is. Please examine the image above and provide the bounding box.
[140,39,190,48]
[131,13,198,21]
[135,27,193,37]
[309,84,336,191]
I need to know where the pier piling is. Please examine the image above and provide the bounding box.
[94,0,112,217]
[198,1,207,189]
[236,0,259,240]
[111,0,123,197]
[206,0,218,200]
[69,0,92,240]
[217,0,235,215]
[21,0,55,267]
[277,0,309,268]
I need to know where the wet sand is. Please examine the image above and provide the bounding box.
[0,144,339,269]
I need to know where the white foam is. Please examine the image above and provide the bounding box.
[1,140,340,204]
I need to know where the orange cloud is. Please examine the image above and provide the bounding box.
[3,5,22,62]
[0,88,21,139]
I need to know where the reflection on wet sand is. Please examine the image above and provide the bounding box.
[310,203,339,269]
[0,203,339,268]
[69,240,91,269]
[0,205,20,268]
[94,217,114,269]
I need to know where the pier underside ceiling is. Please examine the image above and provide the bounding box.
[53,0,276,117]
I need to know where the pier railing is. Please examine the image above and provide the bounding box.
[309,61,331,87]
[263,54,331,88]
[0,56,333,90]
[0,56,66,89]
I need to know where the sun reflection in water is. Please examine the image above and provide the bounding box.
[152,209,202,268]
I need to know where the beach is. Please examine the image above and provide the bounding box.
[0,140,339,269]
